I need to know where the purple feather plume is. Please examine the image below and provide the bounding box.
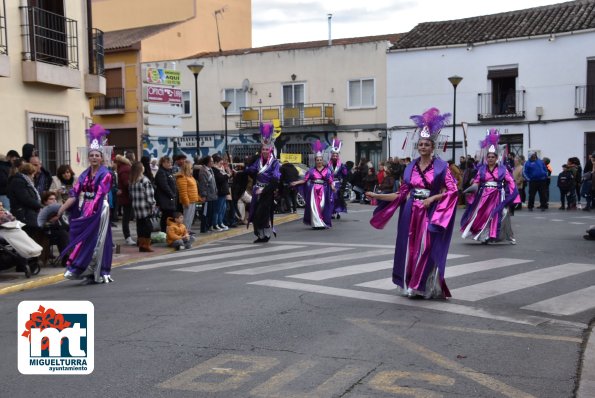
[86,124,110,142]
[311,139,325,154]
[410,107,451,135]
[260,123,273,140]
[480,128,500,149]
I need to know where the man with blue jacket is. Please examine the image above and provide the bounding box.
[523,151,549,211]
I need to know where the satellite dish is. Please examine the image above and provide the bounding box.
[242,78,250,92]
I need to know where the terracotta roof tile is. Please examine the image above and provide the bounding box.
[393,0,595,50]
[104,22,182,51]
[184,33,403,59]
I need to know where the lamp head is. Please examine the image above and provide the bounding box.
[448,75,463,88]
[220,100,231,110]
[187,63,204,76]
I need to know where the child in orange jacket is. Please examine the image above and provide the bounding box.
[166,212,195,250]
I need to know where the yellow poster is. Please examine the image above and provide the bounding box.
[280,153,302,163]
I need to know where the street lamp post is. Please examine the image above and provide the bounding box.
[220,100,231,163]
[187,63,204,158]
[448,75,463,163]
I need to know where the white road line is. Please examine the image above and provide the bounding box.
[450,263,595,301]
[175,246,346,273]
[288,260,392,281]
[290,253,468,281]
[551,219,564,222]
[228,250,393,275]
[136,243,252,263]
[271,241,395,249]
[569,222,586,225]
[127,245,302,270]
[248,279,586,327]
[355,257,524,290]
[522,286,595,316]
[447,258,533,278]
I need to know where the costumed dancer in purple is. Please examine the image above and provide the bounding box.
[292,140,336,229]
[328,139,348,219]
[365,108,458,299]
[460,129,520,244]
[244,123,281,243]
[57,124,115,284]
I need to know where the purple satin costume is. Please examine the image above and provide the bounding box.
[302,167,334,228]
[460,164,520,240]
[328,160,348,214]
[370,158,458,298]
[61,166,113,281]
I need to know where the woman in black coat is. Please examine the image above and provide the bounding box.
[154,156,177,232]
[8,162,43,238]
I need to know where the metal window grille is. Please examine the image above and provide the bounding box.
[93,87,125,110]
[0,0,7,55]
[283,143,313,166]
[32,118,70,175]
[89,28,104,76]
[228,144,261,163]
[20,6,79,69]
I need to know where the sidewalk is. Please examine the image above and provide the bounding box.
[0,213,300,296]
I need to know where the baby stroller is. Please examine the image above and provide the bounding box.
[0,223,42,278]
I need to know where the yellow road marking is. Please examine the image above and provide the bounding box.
[352,318,582,343]
[349,318,537,398]
[369,371,455,398]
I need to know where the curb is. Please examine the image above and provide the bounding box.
[0,213,301,296]
[578,321,595,398]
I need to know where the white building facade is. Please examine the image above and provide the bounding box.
[142,35,400,168]
[387,1,595,177]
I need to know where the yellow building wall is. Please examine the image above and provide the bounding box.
[91,0,195,32]
[0,0,93,174]
[92,51,141,129]
[141,0,252,62]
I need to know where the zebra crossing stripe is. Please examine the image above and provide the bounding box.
[521,286,595,316]
[175,246,346,274]
[140,244,252,263]
[288,253,469,282]
[288,260,393,281]
[450,263,595,302]
[228,250,394,275]
[127,245,302,270]
[447,258,533,278]
[356,258,532,290]
[248,279,583,327]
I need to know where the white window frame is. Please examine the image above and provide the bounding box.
[223,88,246,115]
[347,78,376,109]
[25,111,70,175]
[179,90,191,117]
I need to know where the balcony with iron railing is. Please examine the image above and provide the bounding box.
[93,88,125,114]
[20,6,80,88]
[477,90,526,121]
[575,85,595,116]
[0,0,8,77]
[237,103,337,130]
[85,28,106,96]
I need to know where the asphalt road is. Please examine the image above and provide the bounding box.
[1,204,594,397]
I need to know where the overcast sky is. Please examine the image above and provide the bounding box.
[252,0,564,47]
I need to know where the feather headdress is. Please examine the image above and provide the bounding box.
[329,138,342,154]
[311,140,326,157]
[404,107,451,158]
[77,124,113,167]
[410,107,451,141]
[260,122,275,149]
[479,128,502,164]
